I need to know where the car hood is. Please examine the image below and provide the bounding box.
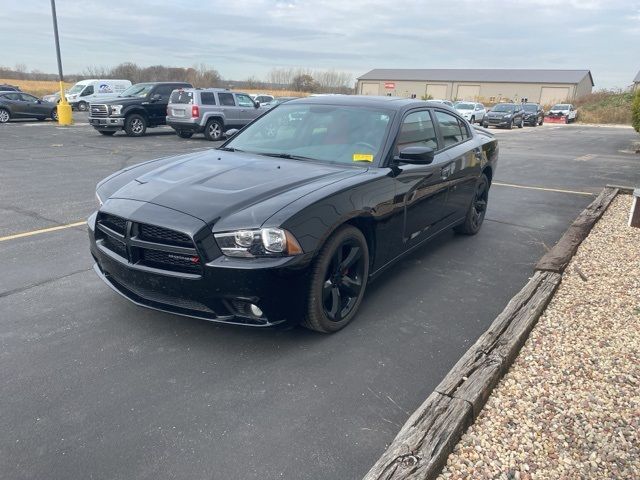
[104,150,366,230]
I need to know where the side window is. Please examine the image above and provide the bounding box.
[235,94,254,107]
[395,110,438,154]
[200,92,216,105]
[218,93,235,106]
[5,93,21,101]
[435,110,467,147]
[80,85,94,96]
[154,85,174,99]
[20,93,38,102]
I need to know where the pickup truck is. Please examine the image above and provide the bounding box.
[88,82,192,136]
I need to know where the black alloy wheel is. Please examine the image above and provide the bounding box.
[454,173,489,235]
[303,225,369,333]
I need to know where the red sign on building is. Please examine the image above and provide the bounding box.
[384,82,395,89]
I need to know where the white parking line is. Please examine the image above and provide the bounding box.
[0,221,86,242]
[493,182,594,196]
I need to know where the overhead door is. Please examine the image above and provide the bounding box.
[425,83,448,99]
[361,82,379,96]
[456,84,480,100]
[540,87,570,105]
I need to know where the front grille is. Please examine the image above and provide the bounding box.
[90,104,108,117]
[141,249,201,274]
[139,223,192,247]
[95,213,202,276]
[99,213,127,235]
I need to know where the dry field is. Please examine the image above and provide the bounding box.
[0,79,73,98]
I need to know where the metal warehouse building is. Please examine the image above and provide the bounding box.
[357,69,594,104]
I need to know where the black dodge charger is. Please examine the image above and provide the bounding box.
[89,96,498,333]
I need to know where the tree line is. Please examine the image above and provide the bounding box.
[1,63,355,93]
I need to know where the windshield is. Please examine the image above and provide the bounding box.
[492,104,515,112]
[67,84,86,94]
[120,83,154,98]
[455,102,474,110]
[551,104,569,111]
[523,104,538,112]
[224,103,394,166]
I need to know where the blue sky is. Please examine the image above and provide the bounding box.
[0,0,638,88]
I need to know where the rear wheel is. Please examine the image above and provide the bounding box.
[303,225,369,333]
[77,101,88,112]
[204,119,223,141]
[125,114,147,137]
[177,131,193,139]
[51,109,58,121]
[98,130,116,136]
[0,108,10,123]
[454,173,489,235]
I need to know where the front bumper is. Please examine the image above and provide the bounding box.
[88,200,311,327]
[167,117,203,133]
[484,117,511,126]
[89,116,125,129]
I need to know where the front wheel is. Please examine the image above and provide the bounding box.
[125,114,147,137]
[303,225,369,333]
[518,117,524,128]
[51,109,58,121]
[77,101,88,112]
[506,120,513,130]
[454,174,489,235]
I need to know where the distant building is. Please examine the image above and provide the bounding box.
[634,71,640,91]
[356,69,594,104]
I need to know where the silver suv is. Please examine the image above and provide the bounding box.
[166,88,263,141]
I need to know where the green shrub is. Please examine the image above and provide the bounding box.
[632,90,640,133]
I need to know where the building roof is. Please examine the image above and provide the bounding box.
[358,69,594,86]
[634,70,640,82]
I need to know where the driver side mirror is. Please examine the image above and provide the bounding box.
[396,146,435,164]
[254,101,260,108]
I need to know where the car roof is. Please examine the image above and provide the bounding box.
[286,95,447,111]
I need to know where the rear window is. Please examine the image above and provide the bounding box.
[170,90,193,104]
[200,92,216,105]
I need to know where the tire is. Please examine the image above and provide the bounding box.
[454,173,489,235]
[203,119,223,141]
[78,101,88,112]
[506,119,513,130]
[177,131,193,139]
[302,225,369,333]
[98,130,116,136]
[482,122,488,128]
[565,117,569,124]
[0,108,10,123]
[124,114,147,137]
[51,109,58,121]
[539,117,544,126]
[518,117,524,128]
[470,116,475,124]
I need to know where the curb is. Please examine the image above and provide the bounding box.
[362,186,620,480]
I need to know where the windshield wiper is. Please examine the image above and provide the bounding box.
[259,152,316,161]
[218,147,244,152]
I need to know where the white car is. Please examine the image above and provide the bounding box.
[454,101,486,124]
[548,103,577,123]
[430,99,454,107]
[250,93,275,107]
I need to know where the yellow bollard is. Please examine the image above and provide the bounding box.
[56,81,73,125]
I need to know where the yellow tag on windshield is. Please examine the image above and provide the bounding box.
[353,153,373,162]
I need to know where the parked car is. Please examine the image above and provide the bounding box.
[522,103,544,126]
[0,92,57,123]
[89,96,498,333]
[88,82,192,137]
[261,96,300,109]
[482,103,525,129]
[454,101,486,124]
[430,99,454,107]
[166,88,262,141]
[65,79,132,111]
[0,84,21,92]
[250,94,275,107]
[547,103,577,123]
[42,91,62,103]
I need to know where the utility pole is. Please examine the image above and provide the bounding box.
[50,0,72,125]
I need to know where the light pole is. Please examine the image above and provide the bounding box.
[50,0,72,125]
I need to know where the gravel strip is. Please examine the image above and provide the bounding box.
[438,194,640,479]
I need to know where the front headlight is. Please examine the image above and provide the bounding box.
[504,114,512,119]
[109,105,123,116]
[214,228,303,258]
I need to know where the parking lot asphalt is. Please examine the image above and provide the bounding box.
[1,114,639,480]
